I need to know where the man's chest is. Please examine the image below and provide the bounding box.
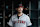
[12,16,26,24]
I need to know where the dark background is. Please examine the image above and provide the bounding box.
[0,0,40,27]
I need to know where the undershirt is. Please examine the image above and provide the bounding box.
[17,14,23,19]
[17,15,20,19]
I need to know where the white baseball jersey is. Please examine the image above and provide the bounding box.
[7,13,32,27]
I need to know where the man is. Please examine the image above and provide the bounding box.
[7,2,32,27]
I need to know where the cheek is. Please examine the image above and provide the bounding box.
[21,8,23,11]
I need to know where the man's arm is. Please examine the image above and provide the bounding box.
[28,26,31,27]
[7,16,13,27]
[26,15,32,26]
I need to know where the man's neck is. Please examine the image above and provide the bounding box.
[17,12,23,16]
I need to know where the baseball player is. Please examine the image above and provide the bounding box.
[7,2,32,27]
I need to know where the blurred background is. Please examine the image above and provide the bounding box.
[0,0,40,27]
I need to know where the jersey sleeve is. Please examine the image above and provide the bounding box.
[7,16,13,27]
[26,15,32,26]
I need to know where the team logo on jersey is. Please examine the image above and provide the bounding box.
[13,20,25,24]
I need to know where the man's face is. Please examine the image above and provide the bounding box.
[17,7,23,13]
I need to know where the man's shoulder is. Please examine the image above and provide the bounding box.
[23,13,30,18]
[23,13,28,16]
[11,14,17,18]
